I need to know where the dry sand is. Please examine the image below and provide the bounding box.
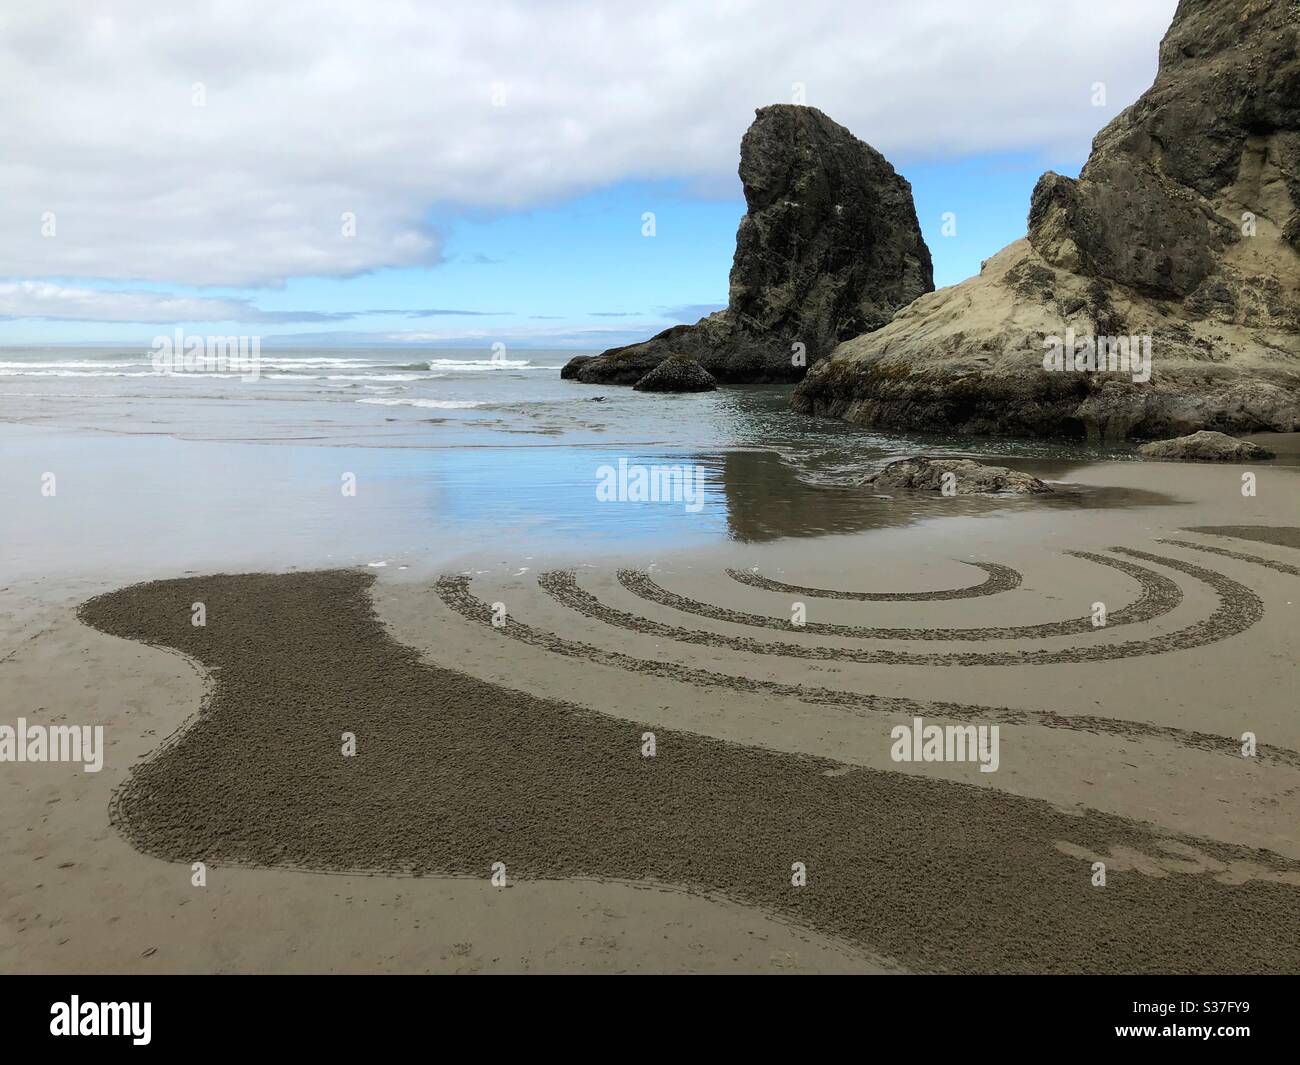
[2,453,1299,973]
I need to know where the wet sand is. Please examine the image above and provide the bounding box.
[1186,525,1300,551]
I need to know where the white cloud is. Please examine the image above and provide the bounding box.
[0,281,506,322]
[0,281,281,322]
[1,0,1175,288]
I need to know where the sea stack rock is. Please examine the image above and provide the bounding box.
[632,355,717,392]
[563,104,933,385]
[793,0,1300,441]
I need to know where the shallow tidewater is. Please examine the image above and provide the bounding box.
[1,346,1174,580]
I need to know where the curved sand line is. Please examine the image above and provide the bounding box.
[434,575,1300,769]
[727,561,1022,601]
[1158,538,1300,577]
[79,570,1300,974]
[623,551,1179,641]
[538,548,1260,667]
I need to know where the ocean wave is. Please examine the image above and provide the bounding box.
[254,358,376,367]
[426,358,547,371]
[0,370,163,378]
[0,368,449,383]
[356,397,486,409]
[260,372,434,381]
[325,373,426,381]
[0,360,145,369]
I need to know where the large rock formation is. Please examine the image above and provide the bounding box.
[563,105,933,385]
[793,0,1300,441]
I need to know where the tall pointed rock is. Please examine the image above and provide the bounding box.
[563,105,933,385]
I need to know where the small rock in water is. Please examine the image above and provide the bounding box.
[1137,431,1275,462]
[633,355,717,393]
[862,456,1052,495]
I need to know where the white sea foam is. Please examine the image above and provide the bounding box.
[259,372,431,381]
[427,358,545,371]
[1,370,163,378]
[256,358,375,367]
[325,373,424,381]
[356,397,485,409]
[0,360,143,369]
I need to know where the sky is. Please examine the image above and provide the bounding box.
[0,0,1179,348]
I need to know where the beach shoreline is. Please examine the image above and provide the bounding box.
[3,444,1298,973]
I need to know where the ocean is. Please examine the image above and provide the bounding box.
[0,345,1140,580]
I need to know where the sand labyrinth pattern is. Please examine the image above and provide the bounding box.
[434,556,1300,768]
[726,560,1023,600]
[80,566,1300,974]
[625,552,1179,641]
[535,548,1261,667]
[1158,539,1300,577]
